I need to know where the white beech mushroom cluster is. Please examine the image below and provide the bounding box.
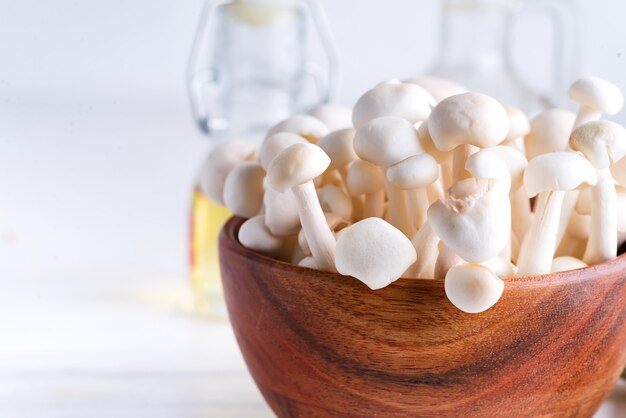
[199,76,626,314]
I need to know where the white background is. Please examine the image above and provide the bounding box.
[1,1,626,416]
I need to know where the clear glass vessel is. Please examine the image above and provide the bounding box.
[186,0,339,318]
[431,0,578,116]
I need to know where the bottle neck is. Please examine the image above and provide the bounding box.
[437,0,509,73]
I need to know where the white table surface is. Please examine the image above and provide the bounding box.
[1,95,625,417]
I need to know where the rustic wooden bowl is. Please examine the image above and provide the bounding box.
[219,217,626,418]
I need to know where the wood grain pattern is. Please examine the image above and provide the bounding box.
[220,217,626,418]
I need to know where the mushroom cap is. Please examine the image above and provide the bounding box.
[346,160,385,196]
[405,75,468,103]
[238,215,284,256]
[612,156,626,187]
[223,162,266,218]
[524,108,576,159]
[428,92,509,152]
[569,120,626,169]
[335,217,417,290]
[487,145,528,191]
[317,128,358,170]
[267,114,329,143]
[259,132,308,170]
[505,106,531,141]
[416,120,449,163]
[444,263,504,314]
[198,140,257,205]
[386,153,439,190]
[353,116,422,167]
[263,188,301,236]
[266,143,331,193]
[465,149,512,193]
[352,82,436,129]
[551,256,588,273]
[568,76,624,115]
[318,185,353,221]
[428,178,511,263]
[307,104,353,131]
[523,152,598,198]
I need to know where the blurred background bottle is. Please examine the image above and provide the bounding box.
[429,0,579,116]
[186,0,339,317]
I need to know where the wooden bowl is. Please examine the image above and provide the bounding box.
[219,217,626,417]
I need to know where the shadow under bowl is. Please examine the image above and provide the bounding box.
[219,216,626,418]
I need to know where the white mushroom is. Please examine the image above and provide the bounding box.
[480,256,518,278]
[428,178,511,263]
[307,104,353,131]
[267,114,329,144]
[465,150,511,193]
[387,153,439,228]
[198,140,257,204]
[318,128,361,217]
[263,187,301,236]
[346,160,385,218]
[259,132,308,170]
[238,215,284,257]
[502,106,530,153]
[353,116,423,236]
[428,92,509,184]
[298,256,319,269]
[408,221,440,279]
[524,108,576,160]
[335,218,416,290]
[405,75,468,103]
[267,143,336,271]
[298,212,349,256]
[612,156,626,187]
[487,145,531,261]
[434,243,463,279]
[551,256,588,273]
[352,82,436,129]
[444,264,504,314]
[569,76,624,129]
[570,120,626,264]
[223,162,265,218]
[517,152,597,275]
[318,185,353,221]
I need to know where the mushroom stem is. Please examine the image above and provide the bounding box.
[517,190,566,275]
[384,176,414,237]
[428,179,445,204]
[363,188,385,218]
[510,187,532,251]
[573,105,602,130]
[407,188,430,229]
[555,191,579,248]
[434,244,463,279]
[584,167,617,264]
[452,144,479,184]
[408,221,440,278]
[291,181,337,272]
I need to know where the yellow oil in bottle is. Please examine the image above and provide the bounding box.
[189,186,232,318]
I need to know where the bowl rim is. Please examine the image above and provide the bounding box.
[220,216,626,290]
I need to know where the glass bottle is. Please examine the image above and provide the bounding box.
[430,0,578,116]
[186,0,339,317]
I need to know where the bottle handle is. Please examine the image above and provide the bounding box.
[187,0,228,135]
[301,0,341,106]
[505,0,580,105]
